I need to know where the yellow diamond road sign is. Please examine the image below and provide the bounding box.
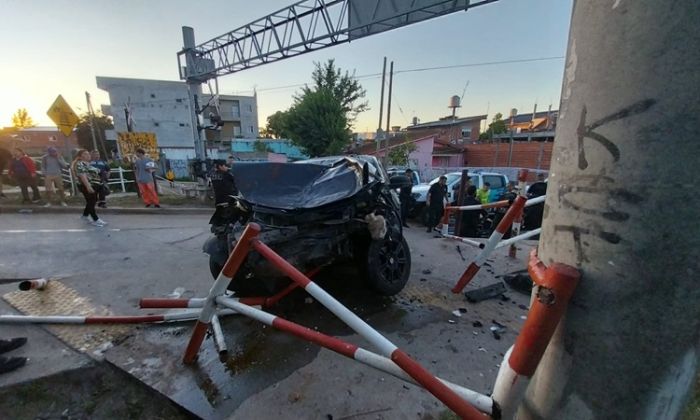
[47,95,80,137]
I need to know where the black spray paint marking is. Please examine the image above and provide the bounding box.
[577,99,657,170]
[554,224,623,265]
[558,185,644,222]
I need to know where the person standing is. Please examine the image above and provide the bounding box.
[459,185,482,238]
[8,148,41,204]
[476,182,491,205]
[90,150,110,208]
[426,175,447,233]
[210,160,238,205]
[71,149,107,226]
[41,147,68,207]
[0,147,11,198]
[399,169,414,228]
[134,149,160,208]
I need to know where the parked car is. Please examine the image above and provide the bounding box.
[410,171,509,219]
[387,167,421,186]
[203,155,412,296]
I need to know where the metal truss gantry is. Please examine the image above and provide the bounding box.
[178,0,498,82]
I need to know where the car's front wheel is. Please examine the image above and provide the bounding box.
[366,236,411,296]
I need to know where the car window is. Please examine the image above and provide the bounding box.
[388,171,419,185]
[483,175,505,189]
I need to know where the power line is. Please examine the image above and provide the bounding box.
[394,56,565,75]
[238,56,565,94]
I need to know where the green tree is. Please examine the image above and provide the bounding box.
[265,111,289,139]
[299,59,368,123]
[479,112,507,140]
[285,88,349,157]
[11,108,36,128]
[388,142,417,166]
[75,113,113,154]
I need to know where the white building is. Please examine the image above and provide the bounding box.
[96,76,259,164]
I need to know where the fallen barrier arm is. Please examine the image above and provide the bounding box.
[248,237,486,419]
[216,297,495,416]
[451,195,528,294]
[0,309,236,325]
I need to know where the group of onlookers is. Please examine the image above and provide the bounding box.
[0,146,160,227]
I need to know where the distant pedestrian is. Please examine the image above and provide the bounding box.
[134,149,160,208]
[476,182,491,205]
[210,160,237,205]
[90,150,110,208]
[8,148,41,204]
[227,155,236,166]
[41,147,68,207]
[459,185,482,238]
[426,175,447,233]
[0,147,11,198]
[71,149,107,226]
[399,169,414,228]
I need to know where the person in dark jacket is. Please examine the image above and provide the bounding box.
[426,175,447,233]
[399,168,414,228]
[459,185,482,238]
[210,160,238,205]
[8,148,41,203]
[90,150,110,208]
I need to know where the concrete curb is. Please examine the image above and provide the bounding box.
[0,204,213,215]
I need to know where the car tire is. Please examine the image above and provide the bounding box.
[366,236,411,296]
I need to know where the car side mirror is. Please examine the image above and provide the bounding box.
[389,175,412,189]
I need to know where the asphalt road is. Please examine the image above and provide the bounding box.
[0,212,535,419]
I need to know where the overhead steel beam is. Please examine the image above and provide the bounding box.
[178,0,499,82]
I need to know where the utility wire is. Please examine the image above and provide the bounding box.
[247,55,565,94]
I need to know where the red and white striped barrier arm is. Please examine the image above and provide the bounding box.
[18,278,49,291]
[442,234,485,249]
[249,239,486,419]
[183,223,262,364]
[451,194,528,294]
[0,309,235,324]
[445,199,510,212]
[140,267,321,310]
[492,249,580,418]
[216,297,494,416]
[509,169,529,258]
[495,228,542,249]
[139,297,207,308]
[210,314,227,355]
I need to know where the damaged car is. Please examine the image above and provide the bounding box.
[203,155,412,296]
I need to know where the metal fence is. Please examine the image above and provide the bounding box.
[57,167,134,196]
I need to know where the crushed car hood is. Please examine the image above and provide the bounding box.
[231,157,382,210]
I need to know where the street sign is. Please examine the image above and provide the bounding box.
[47,95,80,137]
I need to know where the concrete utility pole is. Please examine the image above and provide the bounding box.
[376,57,387,157]
[182,26,206,162]
[523,1,700,419]
[384,60,394,168]
[85,91,99,153]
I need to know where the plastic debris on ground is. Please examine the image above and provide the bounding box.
[464,282,507,302]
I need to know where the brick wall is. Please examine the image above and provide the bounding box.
[464,142,553,170]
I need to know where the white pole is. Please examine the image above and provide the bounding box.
[119,167,126,193]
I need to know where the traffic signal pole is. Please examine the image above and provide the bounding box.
[522,1,700,418]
